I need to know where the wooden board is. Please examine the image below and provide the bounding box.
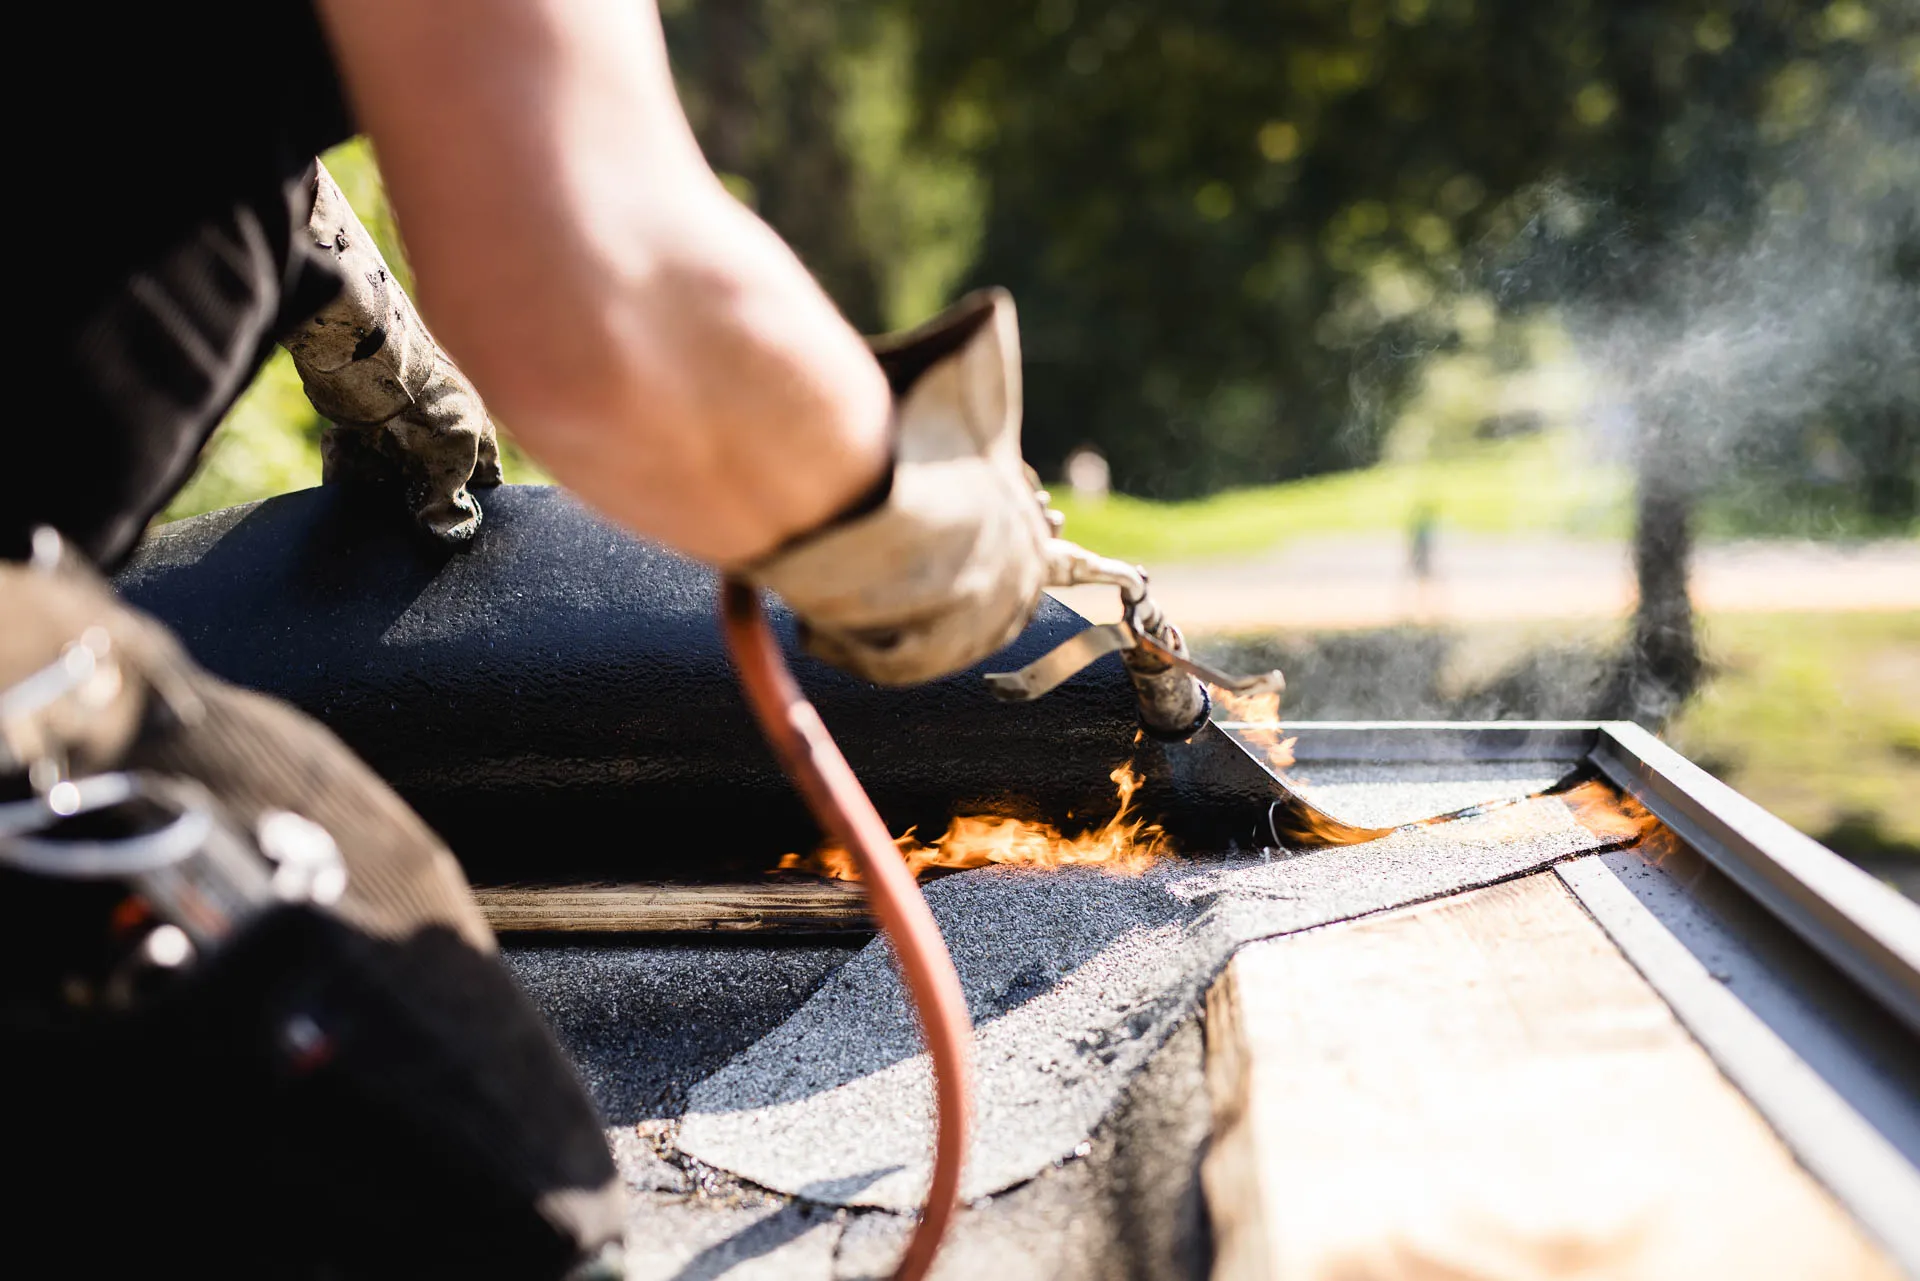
[474,881,871,933]
[1203,873,1897,1281]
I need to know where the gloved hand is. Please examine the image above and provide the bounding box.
[741,289,1056,685]
[282,160,503,544]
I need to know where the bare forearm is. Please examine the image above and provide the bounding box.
[314,0,890,564]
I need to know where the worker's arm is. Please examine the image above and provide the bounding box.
[316,0,1058,684]
[314,0,891,567]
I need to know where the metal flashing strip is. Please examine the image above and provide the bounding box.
[1227,720,1601,763]
[1592,721,1920,1038]
[1559,852,1920,1270]
[1258,719,1920,1038]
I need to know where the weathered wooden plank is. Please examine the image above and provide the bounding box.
[474,881,872,933]
[1203,873,1897,1281]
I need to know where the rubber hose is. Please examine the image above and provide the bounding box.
[719,579,972,1281]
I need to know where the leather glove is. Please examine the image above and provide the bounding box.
[742,288,1055,685]
[283,160,503,544]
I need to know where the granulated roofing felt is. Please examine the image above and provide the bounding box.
[1286,760,1577,828]
[675,791,1624,1209]
[593,1018,1210,1281]
[508,942,864,1122]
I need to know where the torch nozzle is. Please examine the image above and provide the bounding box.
[985,539,1284,739]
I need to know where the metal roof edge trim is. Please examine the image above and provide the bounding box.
[1591,720,1920,1038]
[1218,720,1601,762]
[1558,854,1920,1269]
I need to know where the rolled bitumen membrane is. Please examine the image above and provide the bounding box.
[1283,760,1577,829]
[116,485,1286,881]
[672,789,1615,1209]
[509,947,1213,1280]
[506,759,1620,1276]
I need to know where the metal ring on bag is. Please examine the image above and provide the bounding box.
[0,771,213,879]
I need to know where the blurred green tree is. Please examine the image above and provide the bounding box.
[659,0,986,332]
[168,0,1916,640]
[903,0,1917,509]
[894,0,1916,719]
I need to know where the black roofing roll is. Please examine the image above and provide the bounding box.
[115,485,1281,882]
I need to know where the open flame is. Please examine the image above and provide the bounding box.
[778,762,1170,882]
[773,709,1674,886]
[1210,686,1297,773]
[1556,777,1679,861]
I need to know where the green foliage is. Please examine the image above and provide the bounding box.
[897,0,1920,520]
[1666,610,1920,856]
[163,0,1917,540]
[833,12,987,328]
[660,0,984,331]
[906,0,1530,494]
[163,350,323,523]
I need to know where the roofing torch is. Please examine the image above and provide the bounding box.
[985,537,1286,736]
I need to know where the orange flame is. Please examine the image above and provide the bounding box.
[1268,801,1394,847]
[1556,778,1681,862]
[778,762,1170,882]
[1210,686,1297,772]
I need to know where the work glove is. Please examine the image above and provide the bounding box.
[742,288,1057,685]
[1,537,623,1279]
[282,160,503,544]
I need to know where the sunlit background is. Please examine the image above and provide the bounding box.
[164,0,1919,895]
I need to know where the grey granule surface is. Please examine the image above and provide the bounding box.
[672,792,1617,1209]
[503,767,1626,1274]
[1284,759,1578,828]
[507,940,866,1121]
[577,1016,1211,1281]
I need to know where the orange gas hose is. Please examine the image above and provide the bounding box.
[720,578,972,1281]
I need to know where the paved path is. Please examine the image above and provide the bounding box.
[1050,536,1920,634]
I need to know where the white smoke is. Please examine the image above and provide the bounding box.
[1559,61,1919,511]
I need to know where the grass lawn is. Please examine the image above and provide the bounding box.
[1665,611,1920,868]
[1434,611,1920,877]
[1052,432,1630,564]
